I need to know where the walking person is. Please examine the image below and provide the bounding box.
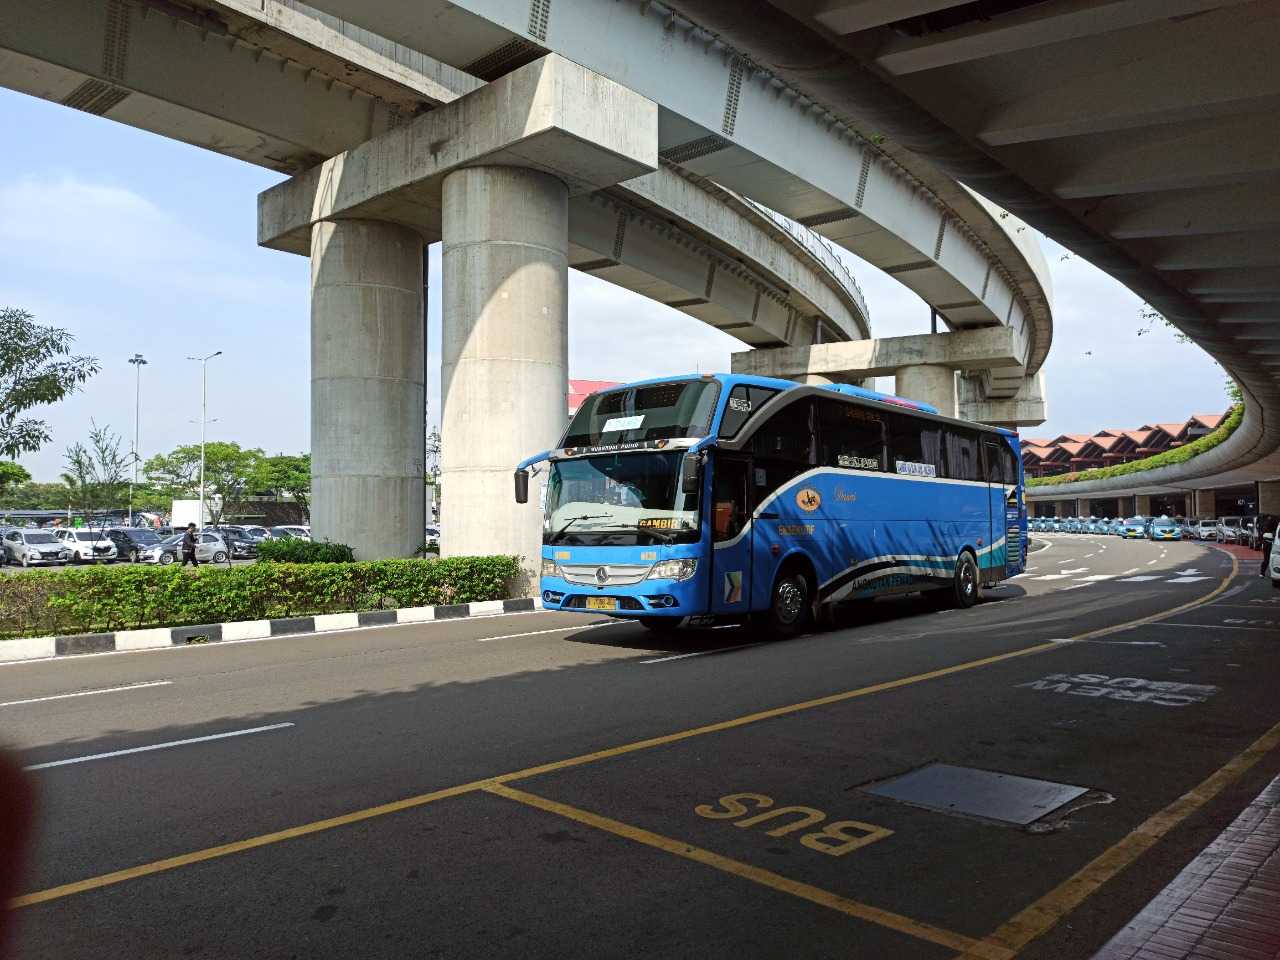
[181,522,200,568]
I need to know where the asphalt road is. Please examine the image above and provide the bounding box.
[3,536,1278,959]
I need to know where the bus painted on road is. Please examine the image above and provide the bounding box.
[515,374,1026,635]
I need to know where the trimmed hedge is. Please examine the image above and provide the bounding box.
[1028,405,1242,488]
[256,538,355,563]
[0,556,522,641]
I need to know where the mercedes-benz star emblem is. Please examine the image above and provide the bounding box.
[595,566,608,585]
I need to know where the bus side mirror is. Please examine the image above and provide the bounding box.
[680,455,701,496]
[514,469,529,504]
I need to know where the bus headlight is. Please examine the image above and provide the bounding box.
[541,558,560,578]
[647,558,697,581]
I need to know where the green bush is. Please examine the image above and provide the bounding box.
[1028,405,1242,488]
[0,555,522,640]
[256,538,355,563]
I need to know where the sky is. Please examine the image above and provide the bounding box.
[0,87,1232,481]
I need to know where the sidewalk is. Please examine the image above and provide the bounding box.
[1093,776,1280,960]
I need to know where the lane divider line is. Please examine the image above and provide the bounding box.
[23,722,296,772]
[483,783,1006,959]
[0,680,171,708]
[475,622,619,643]
[641,642,766,664]
[954,714,1280,960]
[11,562,1238,911]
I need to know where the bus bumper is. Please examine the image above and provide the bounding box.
[538,574,703,619]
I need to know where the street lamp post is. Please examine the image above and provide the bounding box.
[186,351,222,529]
[127,353,147,525]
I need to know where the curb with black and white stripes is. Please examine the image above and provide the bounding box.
[0,597,540,663]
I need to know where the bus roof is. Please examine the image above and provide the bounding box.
[585,373,1018,438]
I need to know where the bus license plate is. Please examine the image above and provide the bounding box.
[585,597,617,611]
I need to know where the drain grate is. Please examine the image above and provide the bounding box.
[863,763,1089,825]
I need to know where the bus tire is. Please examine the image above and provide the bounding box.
[759,566,813,639]
[952,550,982,609]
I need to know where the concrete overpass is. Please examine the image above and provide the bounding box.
[663,0,1279,514]
[0,0,1055,563]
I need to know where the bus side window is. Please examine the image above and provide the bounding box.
[817,398,885,470]
[719,386,780,439]
[752,400,816,492]
[888,414,943,476]
[944,429,981,481]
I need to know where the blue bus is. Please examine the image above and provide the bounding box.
[514,374,1026,636]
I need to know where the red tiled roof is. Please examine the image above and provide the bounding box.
[1155,422,1187,437]
[1093,435,1124,451]
[1190,413,1224,429]
[1124,429,1154,444]
[1058,441,1087,456]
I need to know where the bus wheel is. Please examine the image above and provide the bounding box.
[638,616,682,633]
[952,551,982,609]
[760,567,813,638]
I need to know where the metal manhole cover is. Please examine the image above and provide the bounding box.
[863,763,1089,825]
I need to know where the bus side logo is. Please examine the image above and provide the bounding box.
[796,488,822,512]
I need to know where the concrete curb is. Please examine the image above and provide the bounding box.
[0,597,541,664]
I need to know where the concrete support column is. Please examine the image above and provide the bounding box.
[1055,501,1070,518]
[1258,481,1280,515]
[800,374,833,386]
[1184,493,1194,518]
[310,219,425,560]
[1194,489,1217,519]
[895,364,957,417]
[1135,494,1152,516]
[440,166,568,572]
[1077,498,1091,518]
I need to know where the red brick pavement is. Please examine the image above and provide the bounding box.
[1093,776,1280,960]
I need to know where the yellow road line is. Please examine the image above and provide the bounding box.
[484,783,1010,959]
[9,780,489,908]
[954,713,1280,959]
[11,566,1238,910]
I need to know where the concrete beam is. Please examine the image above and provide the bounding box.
[974,6,1280,146]
[1092,179,1280,240]
[258,55,658,253]
[958,371,1048,428]
[730,326,1023,380]
[871,0,1242,76]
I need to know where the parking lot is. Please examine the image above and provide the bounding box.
[3,535,1278,958]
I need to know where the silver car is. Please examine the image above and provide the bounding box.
[139,531,230,565]
[2,528,72,566]
[53,528,118,563]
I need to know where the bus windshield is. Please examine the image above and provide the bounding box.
[544,452,700,545]
[562,380,719,447]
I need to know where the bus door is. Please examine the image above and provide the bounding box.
[980,438,1005,579]
[710,454,754,615]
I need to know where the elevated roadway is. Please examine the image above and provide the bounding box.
[674,0,1280,504]
[248,0,1055,411]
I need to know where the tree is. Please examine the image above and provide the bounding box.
[145,441,263,525]
[61,421,132,516]
[0,307,99,458]
[1,481,70,510]
[253,453,311,518]
[0,461,30,497]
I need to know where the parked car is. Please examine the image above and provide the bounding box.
[211,527,260,559]
[1120,517,1147,539]
[139,531,229,565]
[238,525,270,540]
[1,528,72,566]
[1190,519,1216,541]
[105,527,164,562]
[1216,516,1243,544]
[1242,516,1262,550]
[1048,518,1064,532]
[53,528,118,563]
[1149,516,1181,541]
[269,525,311,540]
[1268,532,1279,588]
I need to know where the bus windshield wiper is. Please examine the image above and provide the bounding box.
[550,514,611,542]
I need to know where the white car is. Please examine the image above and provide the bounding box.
[1268,534,1279,588]
[139,532,230,565]
[53,528,118,563]
[1,528,72,567]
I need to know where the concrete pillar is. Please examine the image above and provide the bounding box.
[895,364,957,418]
[1259,481,1280,515]
[1193,489,1216,519]
[440,166,568,572]
[310,220,424,561]
[800,374,834,386]
[1077,498,1091,518]
[1055,501,1070,518]
[1135,494,1152,516]
[1184,493,1194,518]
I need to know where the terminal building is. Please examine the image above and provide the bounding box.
[1021,413,1228,479]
